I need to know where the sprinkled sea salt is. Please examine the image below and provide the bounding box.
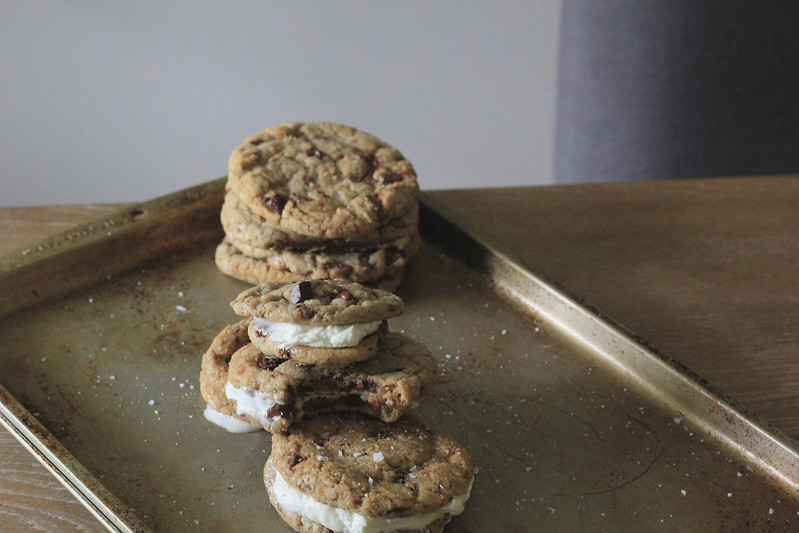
[373,452,385,462]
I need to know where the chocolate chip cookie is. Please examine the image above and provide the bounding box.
[199,319,261,433]
[214,239,411,291]
[264,412,474,533]
[221,190,420,252]
[225,332,436,432]
[227,122,419,239]
[231,280,404,325]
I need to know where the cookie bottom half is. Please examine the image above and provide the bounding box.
[215,239,405,291]
[264,459,453,533]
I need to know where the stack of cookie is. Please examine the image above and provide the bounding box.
[199,280,474,532]
[215,122,422,291]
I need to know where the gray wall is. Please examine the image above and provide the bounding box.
[1,2,561,206]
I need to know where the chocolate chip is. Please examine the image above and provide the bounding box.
[290,281,313,303]
[298,304,315,319]
[306,148,324,158]
[368,193,384,218]
[358,152,382,184]
[355,377,377,392]
[288,451,304,468]
[321,261,354,277]
[383,172,402,184]
[250,139,265,146]
[257,355,282,371]
[263,193,287,214]
[266,403,283,419]
[337,291,353,301]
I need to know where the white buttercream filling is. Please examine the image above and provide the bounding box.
[253,318,382,348]
[225,381,283,428]
[203,405,261,433]
[272,469,473,533]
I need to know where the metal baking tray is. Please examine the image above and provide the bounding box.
[1,179,798,532]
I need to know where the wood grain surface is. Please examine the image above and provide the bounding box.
[0,204,124,533]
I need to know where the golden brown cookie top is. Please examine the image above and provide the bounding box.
[270,412,473,517]
[227,122,419,239]
[230,280,404,325]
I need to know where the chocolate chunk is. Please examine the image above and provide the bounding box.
[306,148,324,158]
[337,290,353,301]
[383,172,402,184]
[368,193,384,218]
[298,304,315,319]
[267,403,283,419]
[288,451,304,468]
[321,261,354,278]
[263,193,287,214]
[290,281,313,303]
[358,152,383,184]
[257,355,282,371]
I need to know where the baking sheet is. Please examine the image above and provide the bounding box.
[1,179,798,532]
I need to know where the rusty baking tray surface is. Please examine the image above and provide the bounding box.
[1,179,798,532]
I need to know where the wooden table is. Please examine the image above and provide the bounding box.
[2,176,798,530]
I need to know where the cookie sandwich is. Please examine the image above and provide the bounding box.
[215,122,422,291]
[223,280,435,432]
[264,413,474,533]
[198,319,261,433]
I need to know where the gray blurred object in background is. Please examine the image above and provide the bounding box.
[554,1,799,183]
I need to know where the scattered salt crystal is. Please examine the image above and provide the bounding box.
[680,489,686,496]
[353,452,362,458]
[769,508,774,515]
[373,452,385,462]
[176,305,188,312]
[317,456,328,461]
[148,400,155,405]
[674,417,682,425]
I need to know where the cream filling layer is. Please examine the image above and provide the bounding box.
[225,381,283,428]
[252,318,382,348]
[202,405,260,434]
[272,469,473,533]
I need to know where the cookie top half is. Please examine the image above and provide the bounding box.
[227,122,419,239]
[269,412,474,518]
[230,280,404,325]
